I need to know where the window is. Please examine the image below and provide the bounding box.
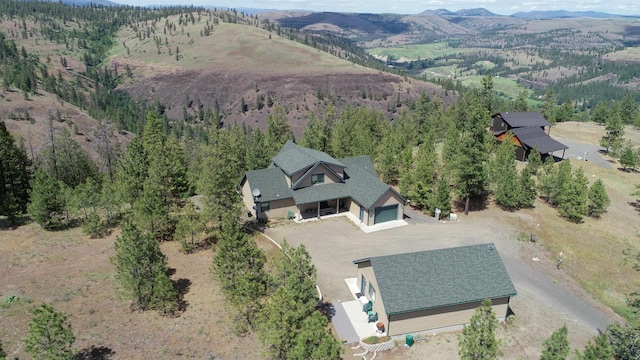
[368,281,376,302]
[260,202,270,212]
[311,174,325,185]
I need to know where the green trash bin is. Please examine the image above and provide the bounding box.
[405,334,414,347]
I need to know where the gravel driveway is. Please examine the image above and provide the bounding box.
[552,136,612,169]
[264,212,621,357]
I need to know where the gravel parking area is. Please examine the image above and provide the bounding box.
[264,209,621,359]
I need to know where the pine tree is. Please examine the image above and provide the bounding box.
[455,97,490,215]
[257,242,337,359]
[27,169,64,229]
[619,93,639,125]
[606,323,640,360]
[587,179,609,218]
[541,88,557,123]
[481,75,494,114]
[290,311,343,360]
[590,101,609,125]
[429,175,452,217]
[114,136,147,206]
[525,146,542,175]
[519,169,537,208]
[265,105,294,158]
[492,134,521,210]
[513,90,530,112]
[458,299,501,360]
[558,167,589,223]
[211,212,269,334]
[0,121,31,225]
[619,143,638,170]
[112,221,176,314]
[556,98,574,122]
[174,200,205,253]
[24,303,75,360]
[540,325,570,360]
[578,332,614,360]
[600,109,624,156]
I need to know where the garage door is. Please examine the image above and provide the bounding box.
[374,204,398,224]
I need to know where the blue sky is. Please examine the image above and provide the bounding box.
[111,0,640,16]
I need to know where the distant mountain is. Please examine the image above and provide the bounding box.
[419,9,455,16]
[511,10,636,19]
[453,8,497,17]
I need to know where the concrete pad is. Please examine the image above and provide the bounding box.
[295,211,407,233]
[341,300,381,340]
[331,302,359,344]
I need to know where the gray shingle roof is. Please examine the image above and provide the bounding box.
[244,168,292,202]
[242,143,405,210]
[496,111,551,128]
[366,244,517,315]
[511,127,569,154]
[341,156,398,209]
[271,140,345,176]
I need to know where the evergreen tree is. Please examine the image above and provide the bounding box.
[600,109,624,156]
[525,147,542,175]
[577,332,614,360]
[245,128,270,171]
[513,90,530,112]
[265,105,294,159]
[198,125,246,226]
[37,128,98,189]
[27,169,64,229]
[299,112,326,151]
[619,143,638,171]
[519,169,537,208]
[620,93,639,125]
[403,142,437,209]
[558,167,589,223]
[112,221,177,314]
[174,200,205,253]
[458,299,501,360]
[24,303,75,360]
[492,134,521,210]
[556,98,575,122]
[606,323,640,360]
[537,157,557,201]
[114,136,147,206]
[429,175,452,217]
[587,179,609,218]
[211,212,269,334]
[481,75,494,114]
[257,242,341,359]
[0,121,31,225]
[455,97,490,215]
[590,101,609,125]
[542,88,557,123]
[540,325,570,360]
[376,128,402,184]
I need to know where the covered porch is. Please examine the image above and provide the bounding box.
[298,197,351,220]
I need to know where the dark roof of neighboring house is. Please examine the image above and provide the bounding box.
[495,111,551,128]
[243,168,291,202]
[241,143,405,209]
[356,244,517,315]
[510,126,569,154]
[271,140,345,176]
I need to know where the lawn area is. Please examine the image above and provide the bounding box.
[367,43,473,61]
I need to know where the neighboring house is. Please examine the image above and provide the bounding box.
[239,141,406,227]
[353,244,517,336]
[491,111,568,161]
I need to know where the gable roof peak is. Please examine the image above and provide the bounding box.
[272,141,345,175]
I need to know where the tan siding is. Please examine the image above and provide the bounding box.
[356,262,389,332]
[349,199,362,220]
[240,178,256,217]
[294,164,343,189]
[387,297,510,336]
[257,198,296,220]
[371,190,405,223]
[290,167,310,185]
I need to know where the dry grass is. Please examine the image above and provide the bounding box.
[0,222,270,359]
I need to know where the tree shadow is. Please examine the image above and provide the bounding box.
[0,214,31,229]
[174,278,191,313]
[618,167,639,173]
[75,345,115,360]
[629,200,640,214]
[319,301,337,322]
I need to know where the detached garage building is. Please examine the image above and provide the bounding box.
[354,244,517,336]
[239,141,406,228]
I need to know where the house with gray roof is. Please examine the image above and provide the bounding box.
[353,244,517,336]
[491,111,568,161]
[239,141,406,227]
